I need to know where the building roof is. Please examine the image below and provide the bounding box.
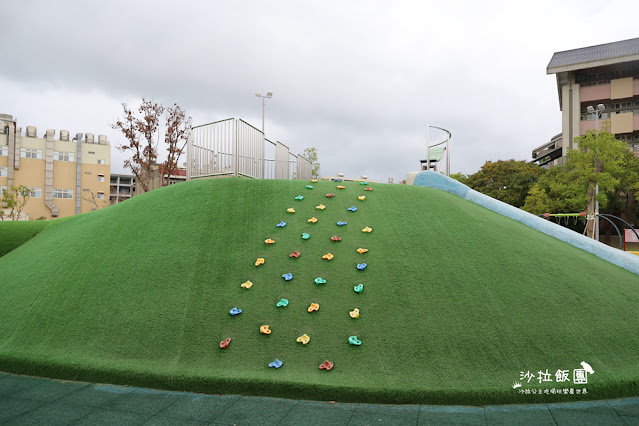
[547,37,639,74]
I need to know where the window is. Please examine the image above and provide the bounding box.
[20,148,43,159]
[54,151,75,162]
[84,172,91,175]
[29,188,41,198]
[52,189,73,199]
[88,151,95,155]
[97,175,105,182]
[0,146,7,156]
[0,167,6,177]
[97,159,105,165]
[82,189,90,192]
[635,144,639,152]
[97,192,105,199]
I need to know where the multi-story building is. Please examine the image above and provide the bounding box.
[110,174,136,204]
[0,114,111,220]
[547,37,639,162]
[531,133,563,168]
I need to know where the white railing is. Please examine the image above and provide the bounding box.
[187,118,312,180]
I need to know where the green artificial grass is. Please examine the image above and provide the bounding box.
[0,220,53,257]
[0,178,638,405]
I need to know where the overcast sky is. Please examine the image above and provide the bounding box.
[2,0,638,182]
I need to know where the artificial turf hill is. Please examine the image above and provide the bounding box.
[0,178,638,405]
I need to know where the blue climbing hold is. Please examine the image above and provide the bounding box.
[337,221,347,226]
[229,307,242,316]
[334,179,343,182]
[282,273,293,281]
[268,359,283,368]
[348,206,358,212]
[357,263,367,271]
[276,221,286,227]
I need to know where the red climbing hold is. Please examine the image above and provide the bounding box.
[220,338,231,349]
[331,236,342,242]
[319,360,334,371]
[289,251,301,258]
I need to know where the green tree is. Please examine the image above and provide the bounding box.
[0,185,31,221]
[303,147,320,178]
[465,160,545,208]
[449,172,468,185]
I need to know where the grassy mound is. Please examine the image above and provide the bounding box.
[0,220,53,257]
[0,178,638,405]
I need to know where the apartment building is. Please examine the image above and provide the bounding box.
[0,114,111,220]
[547,37,639,162]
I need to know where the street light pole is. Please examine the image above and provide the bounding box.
[586,103,605,241]
[255,91,273,135]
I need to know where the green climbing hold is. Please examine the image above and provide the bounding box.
[276,298,289,307]
[354,284,364,293]
[348,336,362,346]
[314,277,327,285]
[295,195,304,200]
[360,182,367,185]
[302,233,311,240]
[306,185,314,189]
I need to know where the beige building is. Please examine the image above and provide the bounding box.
[547,37,639,161]
[0,114,111,220]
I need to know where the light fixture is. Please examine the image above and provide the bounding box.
[597,103,605,111]
[587,105,595,113]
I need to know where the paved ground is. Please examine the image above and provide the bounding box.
[1,371,638,425]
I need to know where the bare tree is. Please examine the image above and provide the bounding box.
[82,191,110,211]
[160,103,191,187]
[112,98,164,193]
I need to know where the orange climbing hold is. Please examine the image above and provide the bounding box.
[322,253,334,260]
[308,303,320,312]
[357,248,368,254]
[260,325,272,335]
[255,258,265,266]
[308,217,318,223]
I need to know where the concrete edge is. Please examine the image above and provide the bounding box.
[412,171,639,276]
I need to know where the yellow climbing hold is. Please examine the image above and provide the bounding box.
[311,179,318,182]
[241,280,253,289]
[316,204,326,210]
[358,196,366,201]
[307,303,320,312]
[362,226,372,233]
[287,208,296,213]
[322,253,334,260]
[296,334,311,344]
[349,308,360,318]
[308,217,318,223]
[255,258,265,266]
[337,185,346,189]
[265,239,275,245]
[260,325,272,334]
[357,248,368,254]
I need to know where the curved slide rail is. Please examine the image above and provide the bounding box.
[413,171,639,276]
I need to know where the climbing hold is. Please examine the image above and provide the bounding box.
[219,338,231,349]
[306,185,314,189]
[276,298,289,307]
[348,206,358,212]
[348,336,362,346]
[265,239,276,244]
[302,233,311,240]
[260,325,272,334]
[316,204,326,210]
[331,236,342,242]
[354,284,364,293]
[311,179,318,183]
[357,263,367,270]
[229,307,242,316]
[358,196,366,201]
[255,258,265,266]
[364,187,372,191]
[337,221,347,226]
[268,359,283,368]
[314,277,327,285]
[289,251,301,258]
[334,179,343,182]
[349,308,360,318]
[295,195,304,200]
[282,273,293,281]
[308,217,318,223]
[337,185,346,189]
[357,248,368,254]
[319,360,334,371]
[276,221,287,227]
[307,303,319,312]
[241,280,253,289]
[322,253,334,260]
[287,208,296,213]
[360,182,367,185]
[296,334,311,344]
[326,193,335,198]
[362,227,372,233]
